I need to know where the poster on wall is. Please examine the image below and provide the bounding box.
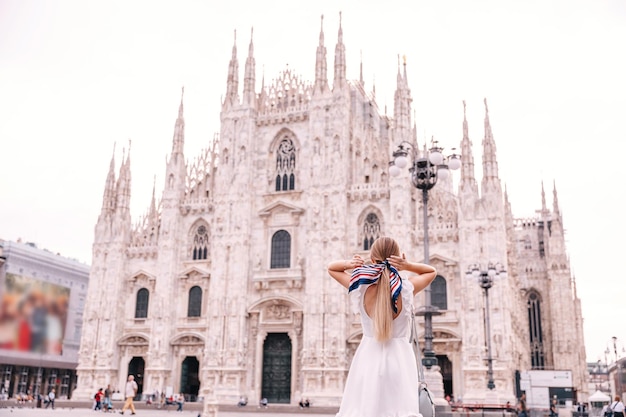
[0,273,70,355]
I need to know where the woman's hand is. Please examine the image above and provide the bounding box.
[328,255,364,289]
[388,255,437,295]
[387,253,408,271]
[346,254,364,270]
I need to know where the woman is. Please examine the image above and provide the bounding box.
[328,236,436,417]
[610,396,625,417]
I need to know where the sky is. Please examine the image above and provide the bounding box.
[0,0,625,365]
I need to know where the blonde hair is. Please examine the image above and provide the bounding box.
[369,237,401,342]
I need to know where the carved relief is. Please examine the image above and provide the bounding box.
[249,313,259,336]
[119,335,149,346]
[294,311,303,336]
[265,303,290,321]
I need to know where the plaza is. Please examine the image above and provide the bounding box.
[0,401,335,417]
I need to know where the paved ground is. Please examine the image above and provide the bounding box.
[0,404,334,417]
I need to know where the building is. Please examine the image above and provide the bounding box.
[0,239,89,400]
[74,17,588,414]
[587,361,610,399]
[607,358,626,400]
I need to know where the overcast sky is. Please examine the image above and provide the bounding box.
[1,0,624,365]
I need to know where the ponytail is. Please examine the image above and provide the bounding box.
[373,268,393,342]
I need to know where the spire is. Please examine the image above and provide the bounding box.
[313,15,329,95]
[393,55,412,141]
[172,87,185,156]
[504,183,514,223]
[242,27,256,106]
[403,54,409,88]
[223,30,239,109]
[553,180,561,219]
[149,175,157,220]
[481,98,501,191]
[459,101,478,194]
[333,12,346,92]
[359,50,364,87]
[394,55,400,84]
[258,66,267,112]
[372,75,376,100]
[164,91,187,199]
[100,144,117,216]
[541,181,547,213]
[116,140,132,212]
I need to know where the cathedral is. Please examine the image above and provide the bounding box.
[75,16,588,414]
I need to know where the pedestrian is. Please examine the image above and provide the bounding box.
[104,384,113,412]
[176,393,185,412]
[44,388,55,409]
[119,375,138,415]
[94,388,104,411]
[327,236,437,417]
[518,393,528,417]
[610,396,625,417]
[550,403,558,417]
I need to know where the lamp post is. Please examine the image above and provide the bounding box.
[612,337,624,398]
[467,263,505,390]
[389,139,460,369]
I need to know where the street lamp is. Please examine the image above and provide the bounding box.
[467,262,505,390]
[389,139,460,369]
[611,337,625,398]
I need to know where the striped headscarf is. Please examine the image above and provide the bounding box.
[349,260,403,313]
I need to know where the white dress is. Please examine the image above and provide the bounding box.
[336,279,421,417]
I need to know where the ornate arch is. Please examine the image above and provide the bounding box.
[118,333,150,346]
[188,218,210,261]
[170,332,206,346]
[248,295,304,314]
[270,129,299,192]
[248,295,304,335]
[269,128,300,153]
[526,288,545,368]
[432,329,463,353]
[248,295,304,401]
[116,334,150,381]
[356,205,385,250]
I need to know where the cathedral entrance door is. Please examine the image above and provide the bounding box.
[261,333,292,403]
[128,357,144,400]
[180,356,200,400]
[436,354,453,398]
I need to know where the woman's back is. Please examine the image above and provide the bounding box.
[358,280,413,340]
[337,279,419,417]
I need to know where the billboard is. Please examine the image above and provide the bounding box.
[0,273,70,355]
[520,370,574,409]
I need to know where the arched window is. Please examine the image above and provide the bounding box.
[527,291,545,369]
[192,225,208,260]
[135,288,149,318]
[363,213,380,250]
[187,286,202,317]
[275,138,296,191]
[431,275,447,310]
[271,230,291,269]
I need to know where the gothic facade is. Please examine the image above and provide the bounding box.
[75,17,588,412]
